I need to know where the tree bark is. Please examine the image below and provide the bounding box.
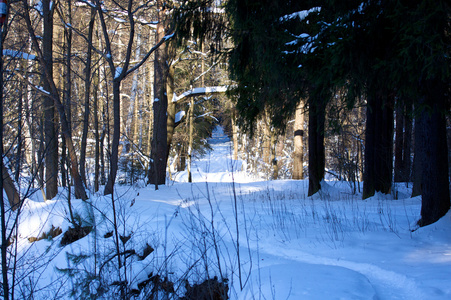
[2,163,20,210]
[417,92,450,226]
[104,81,121,195]
[232,111,238,160]
[187,96,194,183]
[270,128,278,180]
[94,68,100,192]
[293,100,304,180]
[402,104,412,182]
[394,103,404,182]
[0,22,8,298]
[127,29,142,145]
[394,102,413,183]
[148,1,169,187]
[166,63,176,157]
[412,112,424,197]
[308,98,325,196]
[43,0,58,200]
[362,93,394,199]
[80,6,96,185]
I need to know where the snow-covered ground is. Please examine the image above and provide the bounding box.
[10,126,451,299]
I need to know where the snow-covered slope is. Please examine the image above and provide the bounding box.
[12,126,451,299]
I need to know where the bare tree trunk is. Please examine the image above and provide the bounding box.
[231,111,238,160]
[94,68,100,192]
[80,5,96,186]
[127,29,142,147]
[403,104,412,182]
[43,0,58,200]
[61,4,71,188]
[292,100,304,179]
[0,23,9,299]
[167,63,176,158]
[394,103,404,182]
[187,96,194,183]
[2,163,20,210]
[146,61,154,177]
[104,81,121,195]
[137,66,145,149]
[308,98,325,196]
[148,1,169,187]
[417,94,450,226]
[15,80,23,183]
[362,93,394,199]
[270,129,278,180]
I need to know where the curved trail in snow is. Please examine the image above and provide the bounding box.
[256,244,425,300]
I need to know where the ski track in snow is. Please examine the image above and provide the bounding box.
[257,245,425,300]
[190,127,428,300]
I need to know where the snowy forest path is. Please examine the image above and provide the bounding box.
[173,126,250,183]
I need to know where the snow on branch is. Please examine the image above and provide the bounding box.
[175,110,186,123]
[174,86,230,102]
[3,49,37,61]
[279,7,321,22]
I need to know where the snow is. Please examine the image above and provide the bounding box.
[8,126,451,299]
[114,67,123,79]
[74,0,97,8]
[280,7,322,22]
[36,86,50,95]
[175,110,185,123]
[174,86,229,102]
[3,49,37,61]
[164,32,175,40]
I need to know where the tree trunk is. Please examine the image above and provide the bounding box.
[232,111,239,160]
[166,63,176,157]
[293,100,304,180]
[417,93,450,226]
[308,98,325,196]
[104,81,121,195]
[377,95,394,193]
[0,24,9,299]
[394,103,404,182]
[148,2,169,187]
[402,104,412,182]
[94,68,100,192]
[80,6,96,185]
[15,80,23,183]
[2,163,20,210]
[270,129,278,180]
[127,29,142,145]
[362,93,394,199]
[187,96,194,183]
[43,0,58,200]
[394,102,413,183]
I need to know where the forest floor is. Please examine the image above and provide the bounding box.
[13,126,451,299]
